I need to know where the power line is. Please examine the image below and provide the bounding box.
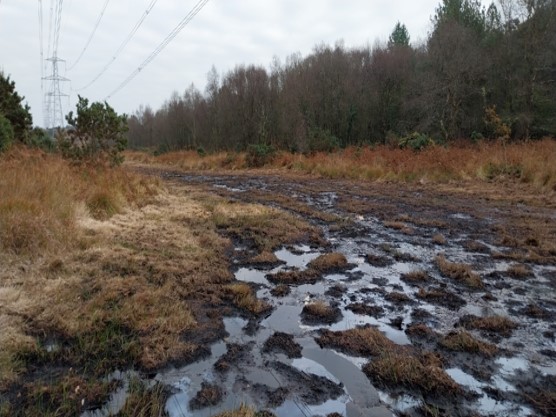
[105,0,210,100]
[68,0,110,71]
[76,0,159,91]
[38,0,44,89]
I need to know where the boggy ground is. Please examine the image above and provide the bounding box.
[3,160,555,417]
[147,167,555,417]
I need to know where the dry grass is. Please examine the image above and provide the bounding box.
[127,139,556,192]
[226,283,271,315]
[316,327,396,357]
[209,199,322,252]
[507,263,533,279]
[432,234,447,245]
[384,221,414,235]
[435,254,484,288]
[1,150,319,414]
[440,331,498,357]
[301,301,341,324]
[401,270,429,284]
[462,315,518,337]
[211,405,257,417]
[307,252,348,272]
[117,377,169,417]
[364,351,461,397]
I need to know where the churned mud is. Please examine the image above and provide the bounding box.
[84,169,556,416]
[149,170,556,417]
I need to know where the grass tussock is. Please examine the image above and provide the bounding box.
[363,351,461,397]
[461,315,518,337]
[307,252,348,272]
[316,327,396,357]
[301,301,342,324]
[432,234,447,245]
[440,331,498,357]
[209,200,322,252]
[435,254,484,288]
[210,405,258,417]
[507,263,533,279]
[117,377,169,417]
[127,139,556,192]
[401,270,429,284]
[227,283,272,315]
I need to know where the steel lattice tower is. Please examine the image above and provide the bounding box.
[43,56,69,129]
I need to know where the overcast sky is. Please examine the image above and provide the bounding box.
[0,0,487,127]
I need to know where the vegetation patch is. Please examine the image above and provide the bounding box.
[263,332,302,358]
[459,315,518,338]
[416,287,466,310]
[432,234,447,245]
[301,301,342,325]
[440,331,498,357]
[385,291,412,304]
[266,268,321,285]
[270,284,291,297]
[316,326,396,357]
[115,377,169,417]
[363,351,461,397]
[506,263,533,279]
[307,252,349,273]
[401,270,430,285]
[366,253,394,267]
[214,343,253,373]
[435,255,484,288]
[226,283,272,316]
[346,302,385,318]
[189,382,224,410]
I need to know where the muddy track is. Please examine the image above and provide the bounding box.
[138,168,556,417]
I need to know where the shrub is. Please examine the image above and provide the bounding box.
[246,143,275,167]
[308,127,340,153]
[0,113,14,152]
[399,132,434,151]
[58,96,128,166]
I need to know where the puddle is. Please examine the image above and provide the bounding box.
[235,267,270,285]
[275,246,320,269]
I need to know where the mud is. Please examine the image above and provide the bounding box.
[92,170,556,417]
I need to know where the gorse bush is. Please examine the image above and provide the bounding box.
[399,132,434,151]
[0,113,14,152]
[246,143,275,167]
[307,128,340,153]
[58,96,128,166]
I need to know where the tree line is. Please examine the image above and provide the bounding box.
[128,0,556,153]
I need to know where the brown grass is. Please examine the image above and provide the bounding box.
[401,270,429,284]
[1,150,320,414]
[211,405,257,417]
[432,234,447,245]
[507,263,533,279]
[307,252,348,272]
[364,351,461,397]
[384,221,414,235]
[316,327,396,357]
[435,254,484,288]
[301,301,341,324]
[126,139,556,192]
[462,315,518,337]
[227,283,272,315]
[440,331,498,357]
